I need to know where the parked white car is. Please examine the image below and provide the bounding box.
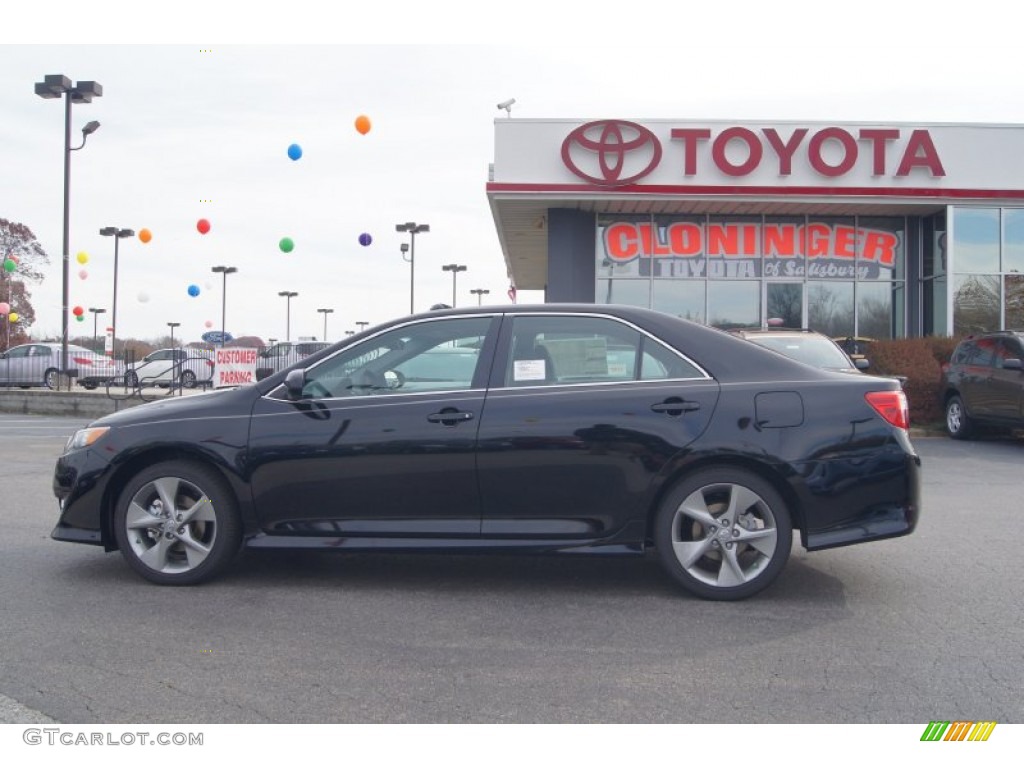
[124,348,215,389]
[0,342,119,389]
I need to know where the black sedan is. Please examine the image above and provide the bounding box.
[52,304,920,600]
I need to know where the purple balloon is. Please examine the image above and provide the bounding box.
[359,233,372,247]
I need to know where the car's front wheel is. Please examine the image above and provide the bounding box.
[654,468,792,601]
[180,370,197,388]
[43,368,59,390]
[113,461,242,585]
[945,395,974,440]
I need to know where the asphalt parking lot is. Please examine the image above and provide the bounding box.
[0,414,1021,724]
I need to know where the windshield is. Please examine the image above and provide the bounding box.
[747,335,855,369]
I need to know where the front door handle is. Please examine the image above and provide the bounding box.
[651,398,700,416]
[427,408,475,426]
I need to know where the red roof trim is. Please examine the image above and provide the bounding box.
[485,182,1024,199]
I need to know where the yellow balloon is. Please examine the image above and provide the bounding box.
[77,251,89,264]
[8,312,18,323]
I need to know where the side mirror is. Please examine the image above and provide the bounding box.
[1002,358,1023,371]
[854,358,870,370]
[284,369,306,399]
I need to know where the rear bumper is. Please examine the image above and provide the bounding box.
[802,449,921,551]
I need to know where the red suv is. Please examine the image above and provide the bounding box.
[940,331,1024,439]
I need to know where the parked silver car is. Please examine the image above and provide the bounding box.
[0,342,119,389]
[255,341,330,381]
[124,347,215,389]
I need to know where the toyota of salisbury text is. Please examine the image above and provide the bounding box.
[52,305,921,600]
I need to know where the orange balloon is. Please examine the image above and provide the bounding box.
[139,228,152,244]
[355,115,372,135]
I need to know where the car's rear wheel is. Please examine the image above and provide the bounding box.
[945,395,974,440]
[180,370,197,388]
[654,468,792,601]
[113,461,241,585]
[43,368,59,390]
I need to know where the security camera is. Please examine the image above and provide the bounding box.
[497,98,516,110]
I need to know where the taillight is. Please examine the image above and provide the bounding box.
[72,356,93,367]
[206,360,214,368]
[865,390,909,430]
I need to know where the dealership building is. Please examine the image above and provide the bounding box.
[487,119,1024,338]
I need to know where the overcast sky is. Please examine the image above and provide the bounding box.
[4,2,1024,345]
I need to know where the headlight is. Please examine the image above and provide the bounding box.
[65,426,110,452]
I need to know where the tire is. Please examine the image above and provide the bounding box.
[945,395,974,440]
[654,467,792,601]
[43,368,59,390]
[113,461,242,585]
[180,370,197,389]
[124,370,139,389]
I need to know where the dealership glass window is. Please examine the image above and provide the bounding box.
[953,274,1000,335]
[596,279,651,307]
[952,208,1000,273]
[857,216,906,281]
[1002,208,1024,274]
[765,283,803,328]
[807,281,854,337]
[652,215,705,279]
[652,280,705,323]
[922,211,948,336]
[707,281,759,329]
[596,214,650,279]
[856,281,900,340]
[762,215,805,278]
[1005,274,1024,329]
[805,216,856,280]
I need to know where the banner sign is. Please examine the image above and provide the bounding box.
[601,220,900,279]
[214,348,257,387]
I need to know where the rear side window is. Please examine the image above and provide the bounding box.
[503,315,704,387]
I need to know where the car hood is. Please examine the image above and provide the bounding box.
[91,385,259,428]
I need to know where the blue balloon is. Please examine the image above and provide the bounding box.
[359,233,372,247]
[287,143,302,161]
[188,284,200,297]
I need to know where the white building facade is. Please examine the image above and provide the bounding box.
[488,119,1024,337]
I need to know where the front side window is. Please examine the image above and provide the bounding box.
[297,317,492,398]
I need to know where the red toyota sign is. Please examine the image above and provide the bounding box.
[562,121,946,186]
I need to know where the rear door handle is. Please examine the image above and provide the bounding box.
[651,398,701,416]
[427,409,475,425]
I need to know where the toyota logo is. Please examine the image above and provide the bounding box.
[561,120,662,186]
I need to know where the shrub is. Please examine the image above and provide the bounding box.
[865,337,957,425]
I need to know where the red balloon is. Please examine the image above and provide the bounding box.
[197,218,211,235]
[73,305,85,316]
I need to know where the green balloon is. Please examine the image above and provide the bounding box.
[2,259,15,273]
[279,237,295,253]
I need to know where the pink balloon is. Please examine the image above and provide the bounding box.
[0,302,9,315]
[205,320,213,328]
[79,269,88,279]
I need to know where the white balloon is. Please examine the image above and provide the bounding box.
[137,291,150,303]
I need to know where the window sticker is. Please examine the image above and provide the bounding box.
[513,359,547,381]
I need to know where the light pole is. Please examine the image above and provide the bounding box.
[88,307,106,350]
[396,222,429,314]
[35,74,102,388]
[442,264,467,307]
[355,321,369,333]
[99,227,134,359]
[167,321,180,349]
[470,288,490,306]
[278,291,298,341]
[317,308,334,341]
[210,266,237,347]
